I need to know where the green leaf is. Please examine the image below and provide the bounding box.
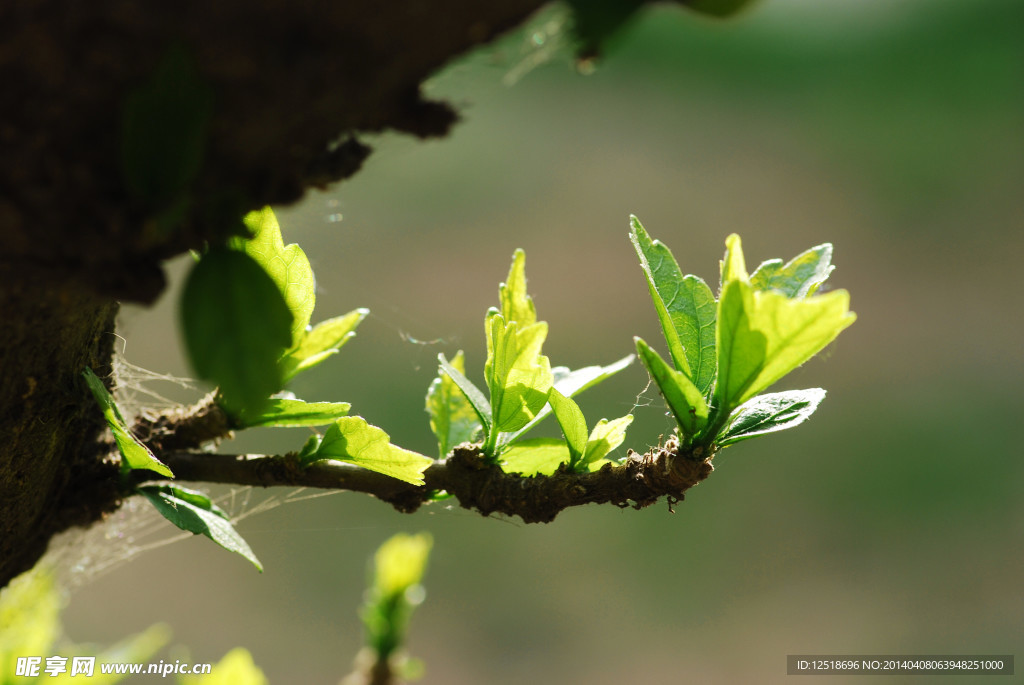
[427,351,482,458]
[82,367,173,477]
[715,279,855,410]
[635,337,709,438]
[280,308,369,382]
[683,0,758,18]
[500,438,571,476]
[235,206,315,345]
[629,216,717,394]
[181,247,293,417]
[311,417,433,486]
[484,311,553,434]
[547,388,588,465]
[121,44,212,208]
[438,353,492,441]
[297,434,322,461]
[720,233,749,286]
[717,389,827,446]
[750,243,834,298]
[236,398,351,428]
[629,216,690,377]
[499,248,537,327]
[139,485,262,571]
[583,414,633,465]
[501,355,634,447]
[0,569,62,670]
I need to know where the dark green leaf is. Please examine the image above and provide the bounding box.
[181,247,293,417]
[139,485,261,571]
[82,367,173,477]
[683,0,758,19]
[121,45,213,207]
[717,389,827,446]
[635,337,709,438]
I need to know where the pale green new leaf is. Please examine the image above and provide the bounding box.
[311,417,433,486]
[499,248,537,326]
[237,398,351,427]
[635,337,709,437]
[438,353,492,441]
[500,438,570,476]
[181,247,293,416]
[82,367,173,477]
[484,312,553,434]
[427,351,482,458]
[281,308,369,381]
[237,206,315,345]
[139,485,262,571]
[715,279,856,410]
[720,233,749,286]
[750,243,834,298]
[501,355,634,446]
[717,388,827,446]
[547,388,587,465]
[583,415,634,465]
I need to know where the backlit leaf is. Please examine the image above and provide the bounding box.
[236,206,315,344]
[547,388,587,465]
[485,312,553,434]
[583,414,633,465]
[438,353,492,441]
[720,232,748,286]
[280,308,368,381]
[715,279,855,410]
[499,248,537,327]
[717,388,827,446]
[500,438,571,476]
[312,417,433,486]
[237,398,351,428]
[750,243,834,298]
[427,351,482,458]
[83,367,173,477]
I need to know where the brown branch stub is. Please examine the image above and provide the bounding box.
[131,392,234,454]
[139,437,715,524]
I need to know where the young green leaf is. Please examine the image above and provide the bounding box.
[484,312,553,435]
[501,355,634,447]
[310,417,433,486]
[630,216,717,394]
[280,308,369,382]
[715,279,855,410]
[720,232,749,286]
[181,247,293,417]
[499,248,537,326]
[139,484,262,571]
[500,438,571,476]
[582,414,633,465]
[427,351,482,458]
[438,353,492,441]
[716,388,827,446]
[635,337,709,438]
[547,388,587,465]
[236,206,315,344]
[82,367,173,477]
[750,243,834,298]
[236,398,351,428]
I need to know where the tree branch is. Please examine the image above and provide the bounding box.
[130,438,715,524]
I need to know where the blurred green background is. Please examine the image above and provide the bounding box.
[59,0,1022,682]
